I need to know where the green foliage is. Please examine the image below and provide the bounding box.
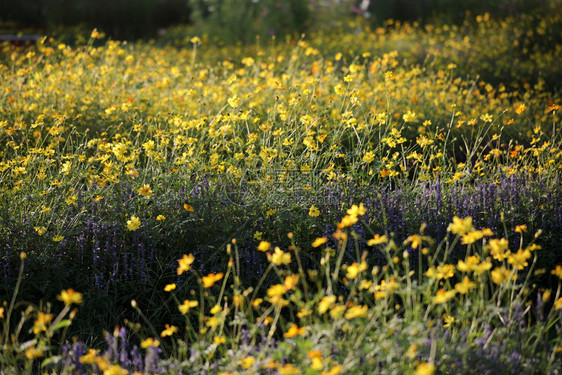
[187,0,311,44]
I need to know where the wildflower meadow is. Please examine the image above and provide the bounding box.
[1,1,562,373]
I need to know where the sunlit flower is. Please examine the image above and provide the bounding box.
[25,346,44,359]
[138,184,152,197]
[507,249,532,270]
[447,216,473,235]
[284,323,306,338]
[178,299,198,314]
[177,253,195,275]
[554,297,562,310]
[57,289,83,306]
[312,237,328,247]
[551,265,562,279]
[271,247,291,265]
[454,277,476,294]
[257,241,271,252]
[489,238,510,261]
[414,362,436,375]
[140,338,160,349]
[160,324,178,337]
[346,261,367,279]
[309,205,320,217]
[368,234,388,246]
[432,289,456,304]
[344,304,368,319]
[202,272,224,288]
[239,356,255,369]
[127,215,141,231]
[317,295,336,314]
[33,312,54,334]
[491,266,512,285]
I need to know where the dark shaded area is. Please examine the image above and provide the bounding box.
[0,0,191,40]
[1,174,560,343]
[367,0,556,25]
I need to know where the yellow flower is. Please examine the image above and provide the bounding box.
[257,241,271,252]
[403,111,417,122]
[228,95,240,108]
[514,103,527,115]
[480,113,493,123]
[127,215,141,231]
[312,237,328,247]
[491,266,511,285]
[308,350,324,370]
[457,255,481,272]
[346,261,367,279]
[284,274,299,290]
[284,323,306,338]
[0,307,4,319]
[263,359,281,370]
[178,299,198,314]
[212,336,225,345]
[160,324,178,337]
[267,284,286,298]
[454,277,476,294]
[65,194,77,206]
[554,297,562,310]
[156,215,166,221]
[363,151,375,163]
[57,289,83,305]
[317,295,336,314]
[443,314,456,328]
[344,304,368,319]
[177,253,195,275]
[103,365,128,375]
[80,349,99,364]
[515,224,527,233]
[202,272,224,288]
[368,234,388,246]
[33,312,54,334]
[239,356,255,369]
[309,205,320,217]
[279,364,301,375]
[461,229,491,244]
[271,247,291,265]
[34,226,47,236]
[432,289,456,304]
[507,249,532,270]
[164,283,176,292]
[347,203,366,217]
[140,338,160,349]
[489,238,510,261]
[435,264,455,280]
[414,362,436,375]
[447,216,473,235]
[551,265,562,279]
[138,184,152,197]
[25,346,44,359]
[52,235,64,242]
[184,204,194,212]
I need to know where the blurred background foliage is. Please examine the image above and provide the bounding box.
[1,0,560,42]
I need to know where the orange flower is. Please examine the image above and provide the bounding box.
[284,324,306,338]
[202,272,224,288]
[177,254,195,275]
